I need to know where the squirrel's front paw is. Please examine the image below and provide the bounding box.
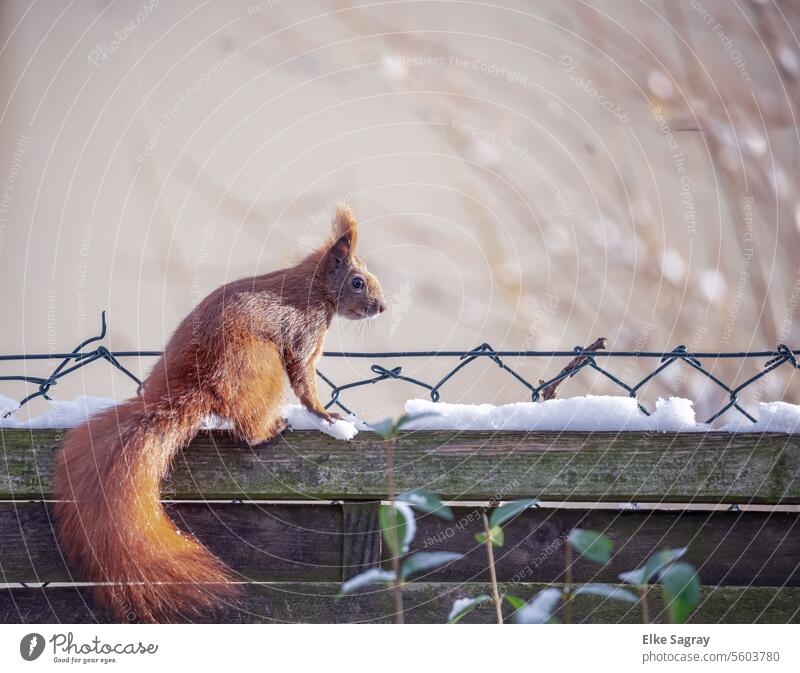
[316,410,342,423]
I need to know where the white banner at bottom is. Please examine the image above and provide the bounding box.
[1,623,798,672]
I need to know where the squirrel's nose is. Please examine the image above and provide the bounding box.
[378,302,386,313]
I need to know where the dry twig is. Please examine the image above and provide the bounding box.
[538,337,607,400]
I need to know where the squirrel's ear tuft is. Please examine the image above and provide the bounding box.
[328,203,359,261]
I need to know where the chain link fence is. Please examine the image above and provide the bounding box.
[1,312,798,425]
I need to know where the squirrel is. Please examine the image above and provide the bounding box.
[53,205,385,623]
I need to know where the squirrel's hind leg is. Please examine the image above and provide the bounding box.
[239,415,288,446]
[222,338,288,446]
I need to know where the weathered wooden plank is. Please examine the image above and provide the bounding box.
[1,583,798,624]
[341,502,381,581]
[3,502,798,587]
[2,428,798,503]
[0,502,342,583]
[406,507,800,587]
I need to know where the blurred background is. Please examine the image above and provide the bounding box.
[0,0,798,423]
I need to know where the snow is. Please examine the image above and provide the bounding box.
[175,405,359,440]
[0,395,358,441]
[281,405,359,440]
[1,394,797,437]
[0,394,118,429]
[402,396,704,433]
[719,401,800,434]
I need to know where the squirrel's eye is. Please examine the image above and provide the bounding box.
[351,277,365,290]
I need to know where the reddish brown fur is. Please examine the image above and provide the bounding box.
[54,206,384,623]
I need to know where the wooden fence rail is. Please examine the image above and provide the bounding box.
[1,428,799,623]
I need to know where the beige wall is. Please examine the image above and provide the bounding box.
[1,0,798,421]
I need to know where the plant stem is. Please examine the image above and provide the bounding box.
[385,436,404,624]
[564,542,573,624]
[391,558,404,624]
[481,512,504,624]
[639,585,650,624]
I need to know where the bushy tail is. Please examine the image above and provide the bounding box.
[54,396,241,623]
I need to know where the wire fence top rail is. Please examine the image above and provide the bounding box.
[3,349,798,360]
[1,312,798,425]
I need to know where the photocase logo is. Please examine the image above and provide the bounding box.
[20,633,45,661]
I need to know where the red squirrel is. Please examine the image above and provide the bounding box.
[54,205,385,623]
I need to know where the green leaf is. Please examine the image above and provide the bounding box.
[474,525,504,547]
[401,551,463,580]
[503,594,526,611]
[619,547,688,586]
[489,499,539,528]
[572,584,639,604]
[379,503,415,555]
[370,417,397,440]
[395,411,439,431]
[448,595,493,623]
[568,529,614,565]
[514,588,563,624]
[338,568,396,595]
[489,525,504,547]
[371,412,440,439]
[397,489,454,521]
[660,562,700,624]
